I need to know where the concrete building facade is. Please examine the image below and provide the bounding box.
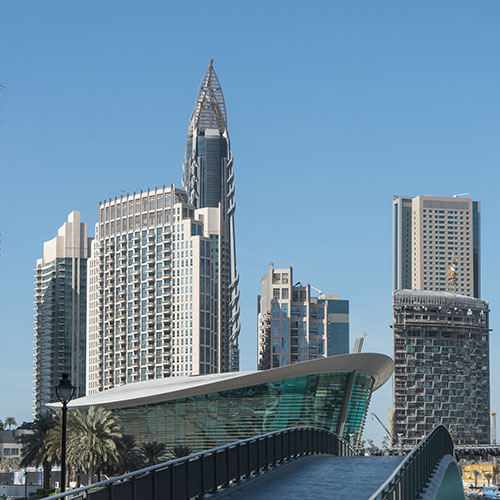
[257,266,349,370]
[392,289,490,446]
[34,211,91,414]
[393,195,480,298]
[182,60,240,372]
[86,186,226,394]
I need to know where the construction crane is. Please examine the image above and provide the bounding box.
[491,411,497,444]
[448,257,458,294]
[352,333,367,353]
[371,412,393,440]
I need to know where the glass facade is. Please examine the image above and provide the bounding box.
[113,371,374,452]
[182,61,240,372]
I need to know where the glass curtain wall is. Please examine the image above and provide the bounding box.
[114,372,374,451]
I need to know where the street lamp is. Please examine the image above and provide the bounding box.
[55,373,75,493]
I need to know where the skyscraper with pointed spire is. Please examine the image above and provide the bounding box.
[182,60,240,371]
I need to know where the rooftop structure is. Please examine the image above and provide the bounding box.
[392,289,490,446]
[51,353,393,452]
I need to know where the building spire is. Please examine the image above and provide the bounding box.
[188,59,227,136]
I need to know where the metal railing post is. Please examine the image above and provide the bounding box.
[198,455,204,499]
[235,443,241,481]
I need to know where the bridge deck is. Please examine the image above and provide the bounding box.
[213,455,404,499]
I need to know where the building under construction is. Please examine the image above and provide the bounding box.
[392,289,491,446]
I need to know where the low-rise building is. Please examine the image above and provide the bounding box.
[49,354,393,451]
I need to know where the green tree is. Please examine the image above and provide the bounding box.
[44,408,122,486]
[20,413,56,490]
[4,417,17,430]
[0,420,4,430]
[139,441,168,467]
[67,407,122,484]
[103,434,141,476]
[0,457,20,472]
[485,472,492,486]
[170,445,192,459]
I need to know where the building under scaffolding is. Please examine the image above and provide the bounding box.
[392,289,491,446]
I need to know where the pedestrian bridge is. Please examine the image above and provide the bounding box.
[42,425,465,500]
[212,455,405,499]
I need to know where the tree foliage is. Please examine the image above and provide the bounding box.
[170,445,192,459]
[4,417,17,430]
[43,407,122,485]
[139,441,168,467]
[20,413,56,489]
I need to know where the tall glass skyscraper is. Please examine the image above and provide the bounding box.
[34,211,91,414]
[182,60,240,371]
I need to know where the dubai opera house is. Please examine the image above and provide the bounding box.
[50,353,393,451]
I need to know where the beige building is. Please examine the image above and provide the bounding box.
[393,195,480,297]
[34,211,92,414]
[86,185,225,394]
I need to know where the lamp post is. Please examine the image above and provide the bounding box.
[55,373,75,493]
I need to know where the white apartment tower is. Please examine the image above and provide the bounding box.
[86,186,223,394]
[393,195,480,298]
[34,211,92,414]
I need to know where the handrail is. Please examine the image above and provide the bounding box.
[369,425,454,500]
[42,426,354,500]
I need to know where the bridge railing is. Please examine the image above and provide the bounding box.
[369,425,454,500]
[42,426,354,500]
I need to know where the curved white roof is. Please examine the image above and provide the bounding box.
[49,353,393,411]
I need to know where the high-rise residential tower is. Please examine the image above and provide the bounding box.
[86,186,224,394]
[34,211,91,414]
[392,289,490,446]
[393,195,480,297]
[257,266,349,370]
[182,60,240,372]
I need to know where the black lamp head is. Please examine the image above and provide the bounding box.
[56,373,75,404]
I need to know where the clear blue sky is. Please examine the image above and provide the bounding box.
[1,0,499,444]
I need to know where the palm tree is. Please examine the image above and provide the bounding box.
[139,441,168,467]
[67,407,122,484]
[0,419,4,430]
[485,472,492,486]
[472,469,480,488]
[170,445,192,459]
[44,407,122,487]
[103,434,141,476]
[4,417,17,430]
[20,413,56,490]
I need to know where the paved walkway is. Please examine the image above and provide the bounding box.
[212,455,404,499]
